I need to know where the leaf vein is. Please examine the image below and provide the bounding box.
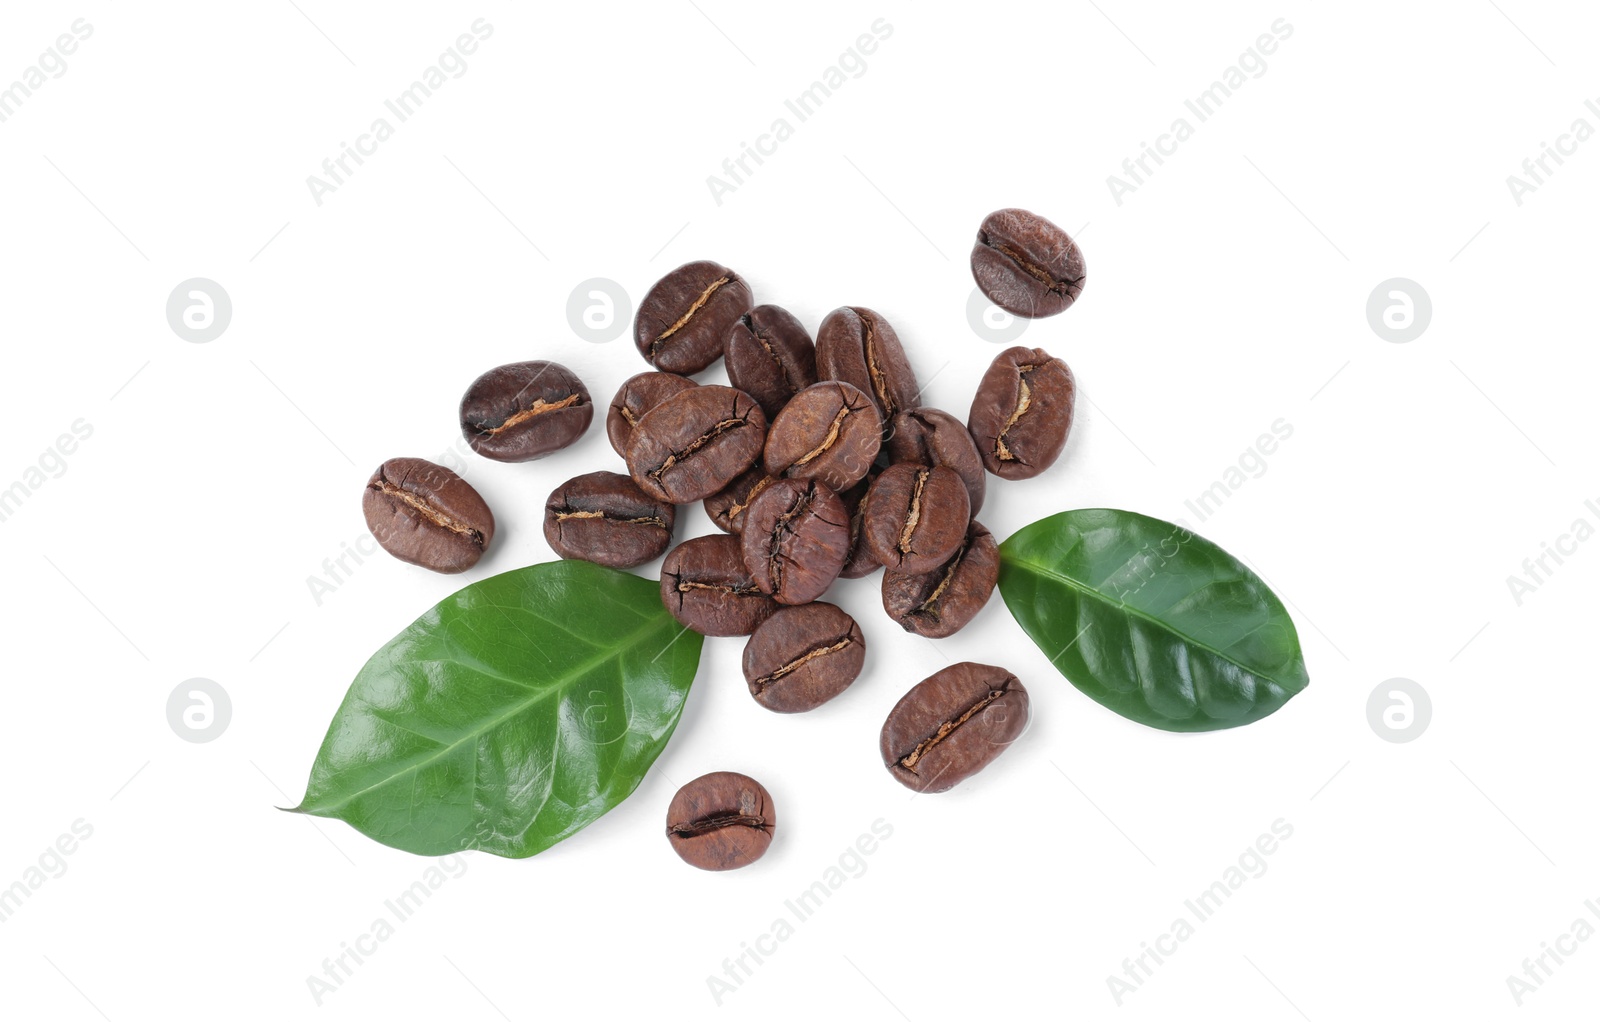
[302,616,675,816]
[1007,558,1288,686]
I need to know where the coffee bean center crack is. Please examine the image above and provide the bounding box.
[792,405,852,466]
[371,481,486,548]
[478,393,581,435]
[669,811,771,838]
[675,579,764,597]
[915,538,970,616]
[766,489,816,591]
[751,635,856,690]
[553,508,668,528]
[649,416,750,481]
[849,500,867,543]
[897,469,929,555]
[747,316,797,392]
[898,683,1011,772]
[982,233,1083,296]
[995,366,1035,462]
[654,275,731,354]
[724,477,774,526]
[860,316,895,417]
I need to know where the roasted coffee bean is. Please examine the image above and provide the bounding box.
[815,307,919,425]
[659,534,778,637]
[634,260,753,374]
[968,346,1076,480]
[743,603,865,713]
[702,463,778,535]
[606,372,697,457]
[763,381,881,492]
[724,305,817,421]
[459,361,592,462]
[971,208,1086,318]
[880,663,1029,793]
[838,472,883,579]
[544,471,675,569]
[362,458,494,574]
[626,385,768,504]
[861,464,970,574]
[740,478,849,606]
[885,407,986,515]
[882,521,999,638]
[666,771,776,871]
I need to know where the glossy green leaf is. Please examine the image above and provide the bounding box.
[998,509,1307,732]
[289,560,703,857]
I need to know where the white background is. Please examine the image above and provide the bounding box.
[1,1,1596,1018]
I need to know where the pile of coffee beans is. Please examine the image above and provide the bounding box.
[359,208,1086,869]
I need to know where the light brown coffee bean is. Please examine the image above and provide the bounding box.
[626,385,768,504]
[743,603,864,713]
[885,407,986,515]
[968,346,1076,480]
[861,464,970,574]
[815,307,919,426]
[607,371,697,457]
[635,260,754,374]
[970,208,1086,318]
[739,478,849,606]
[544,471,675,569]
[881,521,998,637]
[459,361,592,463]
[362,458,494,574]
[724,305,817,421]
[880,663,1029,793]
[666,771,776,871]
[659,534,778,637]
[763,381,881,493]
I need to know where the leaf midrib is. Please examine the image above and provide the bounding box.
[1002,554,1291,687]
[300,614,678,816]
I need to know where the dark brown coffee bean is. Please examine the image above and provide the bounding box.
[968,346,1076,480]
[634,260,753,374]
[459,361,592,462]
[838,472,883,579]
[763,381,881,492]
[861,464,970,574]
[606,372,697,457]
[724,305,817,421]
[880,663,1029,793]
[666,771,775,871]
[740,478,849,606]
[544,471,675,569]
[885,407,987,515]
[815,307,919,425]
[626,385,767,504]
[743,603,865,713]
[702,463,778,535]
[882,521,998,638]
[362,458,494,574]
[660,534,777,637]
[971,208,1086,318]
